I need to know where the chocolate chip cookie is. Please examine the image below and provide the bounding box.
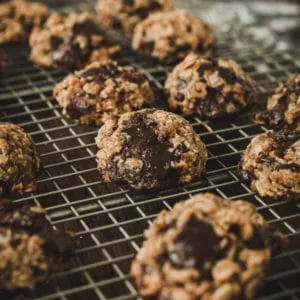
[132,10,215,64]
[29,12,120,69]
[53,60,156,126]
[165,53,256,118]
[256,75,300,130]
[0,123,40,196]
[131,193,286,299]
[96,109,207,190]
[97,0,173,37]
[239,129,300,201]
[0,0,49,44]
[0,198,75,291]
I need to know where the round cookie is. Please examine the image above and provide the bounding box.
[256,74,300,130]
[239,129,300,201]
[29,12,120,69]
[97,0,173,37]
[0,0,49,44]
[165,53,256,118]
[0,198,74,291]
[96,109,207,190]
[131,193,286,299]
[132,10,215,64]
[53,60,156,126]
[0,123,40,195]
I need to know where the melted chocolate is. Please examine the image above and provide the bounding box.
[66,97,92,119]
[218,66,238,85]
[140,41,155,54]
[111,111,181,190]
[258,77,300,130]
[121,112,175,189]
[50,36,63,50]
[169,217,220,269]
[257,95,288,130]
[72,21,98,35]
[272,130,300,159]
[52,41,86,68]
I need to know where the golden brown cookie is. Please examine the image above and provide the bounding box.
[96,109,207,190]
[53,60,156,126]
[131,193,286,299]
[165,53,256,118]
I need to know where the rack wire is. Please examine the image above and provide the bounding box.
[0,0,300,299]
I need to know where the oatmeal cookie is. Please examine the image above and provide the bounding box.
[96,109,207,190]
[0,0,49,44]
[131,193,286,299]
[29,12,120,69]
[132,10,215,64]
[256,75,300,130]
[0,123,40,195]
[53,60,156,126]
[239,129,300,201]
[96,0,173,37]
[0,198,75,291]
[165,53,256,118]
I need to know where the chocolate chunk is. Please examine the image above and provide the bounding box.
[52,41,86,68]
[170,217,220,269]
[122,112,175,186]
[81,63,119,81]
[50,36,64,50]
[218,66,238,85]
[66,97,92,119]
[72,20,98,35]
[255,75,300,130]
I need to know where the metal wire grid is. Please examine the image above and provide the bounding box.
[0,2,300,300]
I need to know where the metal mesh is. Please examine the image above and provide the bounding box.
[0,1,300,299]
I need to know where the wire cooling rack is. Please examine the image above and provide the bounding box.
[0,0,300,299]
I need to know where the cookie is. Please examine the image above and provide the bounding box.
[0,198,74,291]
[53,60,156,126]
[132,10,215,64]
[131,193,286,299]
[256,74,300,130]
[96,0,173,37]
[239,129,300,201]
[0,123,40,195]
[0,0,49,44]
[165,53,256,118]
[29,12,120,69]
[96,109,207,190]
